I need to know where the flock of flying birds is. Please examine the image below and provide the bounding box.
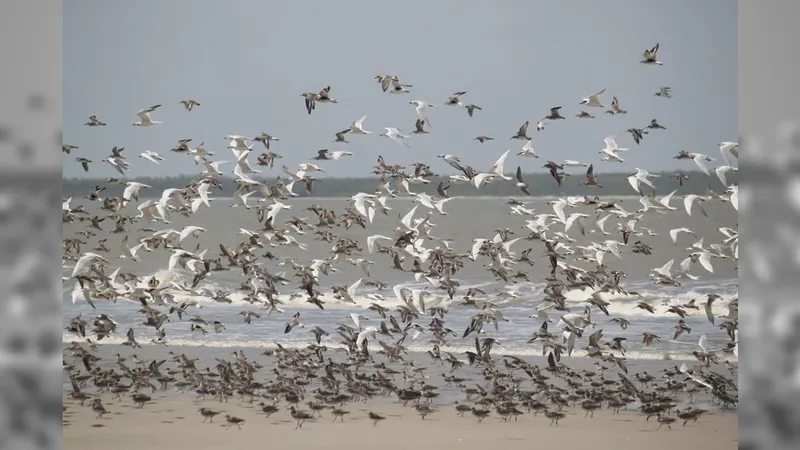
[62,42,740,430]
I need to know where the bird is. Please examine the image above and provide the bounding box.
[465,104,482,117]
[515,166,531,196]
[517,140,538,158]
[655,87,672,98]
[179,99,200,111]
[581,164,603,188]
[640,43,663,65]
[579,88,607,108]
[284,312,304,333]
[510,121,531,140]
[133,105,163,126]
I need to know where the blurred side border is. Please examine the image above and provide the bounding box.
[0,1,63,450]
[739,1,800,449]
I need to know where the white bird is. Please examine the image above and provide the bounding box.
[627,168,658,194]
[348,313,369,331]
[715,165,737,186]
[719,141,739,165]
[669,227,696,244]
[133,105,163,126]
[349,115,372,134]
[409,100,434,125]
[366,235,393,254]
[356,326,379,349]
[380,128,411,148]
[579,88,607,108]
[563,160,588,167]
[690,251,716,273]
[337,279,363,304]
[683,195,708,217]
[415,193,453,215]
[564,213,589,235]
[203,160,227,177]
[70,252,107,279]
[691,153,714,175]
[517,140,538,158]
[123,182,150,203]
[139,150,165,164]
[179,225,205,242]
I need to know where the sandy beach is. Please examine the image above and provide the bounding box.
[62,343,738,450]
[63,393,737,450]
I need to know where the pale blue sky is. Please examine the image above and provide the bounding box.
[63,0,736,179]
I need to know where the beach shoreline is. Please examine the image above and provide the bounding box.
[63,342,738,449]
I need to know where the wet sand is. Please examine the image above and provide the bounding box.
[63,343,739,450]
[63,393,737,450]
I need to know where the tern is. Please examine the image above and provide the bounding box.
[579,88,606,108]
[349,115,372,134]
[133,105,163,126]
[409,100,434,126]
[139,150,165,165]
[627,168,658,194]
[380,128,411,148]
[517,140,538,158]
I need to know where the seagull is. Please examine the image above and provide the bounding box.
[349,115,372,134]
[517,140,538,158]
[380,128,411,148]
[139,150,165,165]
[640,43,663,65]
[510,121,531,140]
[579,88,606,108]
[627,168,658,194]
[133,105,163,126]
[655,87,672,98]
[515,166,531,196]
[179,99,200,111]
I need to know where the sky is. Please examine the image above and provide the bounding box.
[63,0,737,179]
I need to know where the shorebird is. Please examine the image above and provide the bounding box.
[579,88,606,108]
[179,99,200,111]
[606,96,627,115]
[62,144,78,154]
[640,42,663,65]
[465,104,482,117]
[133,105,163,126]
[84,115,106,126]
[647,119,666,130]
[76,157,91,172]
[474,135,494,143]
[515,166,531,196]
[575,111,595,119]
[375,74,398,92]
[510,121,531,140]
[581,164,603,188]
[444,91,467,106]
[254,133,280,149]
[544,107,565,120]
[302,86,336,114]
[413,119,429,134]
[284,312,304,333]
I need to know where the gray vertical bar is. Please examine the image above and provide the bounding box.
[0,1,62,449]
[740,1,800,448]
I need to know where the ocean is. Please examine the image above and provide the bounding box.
[62,195,739,363]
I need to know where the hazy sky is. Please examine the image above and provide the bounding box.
[63,0,736,179]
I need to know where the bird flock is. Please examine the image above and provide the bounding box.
[62,42,739,431]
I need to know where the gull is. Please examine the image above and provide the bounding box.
[510,121,531,140]
[139,150,165,165]
[515,166,531,196]
[123,182,150,203]
[380,128,411,148]
[564,160,588,168]
[627,168,658,194]
[719,141,739,165]
[349,115,372,134]
[605,96,627,115]
[669,227,697,244]
[655,87,672,98]
[284,312,304,333]
[465,104,482,117]
[691,153,714,175]
[715,165,738,186]
[640,43,663,65]
[683,195,708,217]
[133,105,163,126]
[84,115,106,126]
[409,100,434,125]
[517,140,538,158]
[179,99,200,111]
[444,91,467,106]
[580,164,603,188]
[579,88,606,108]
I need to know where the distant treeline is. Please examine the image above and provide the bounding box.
[62,170,736,199]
